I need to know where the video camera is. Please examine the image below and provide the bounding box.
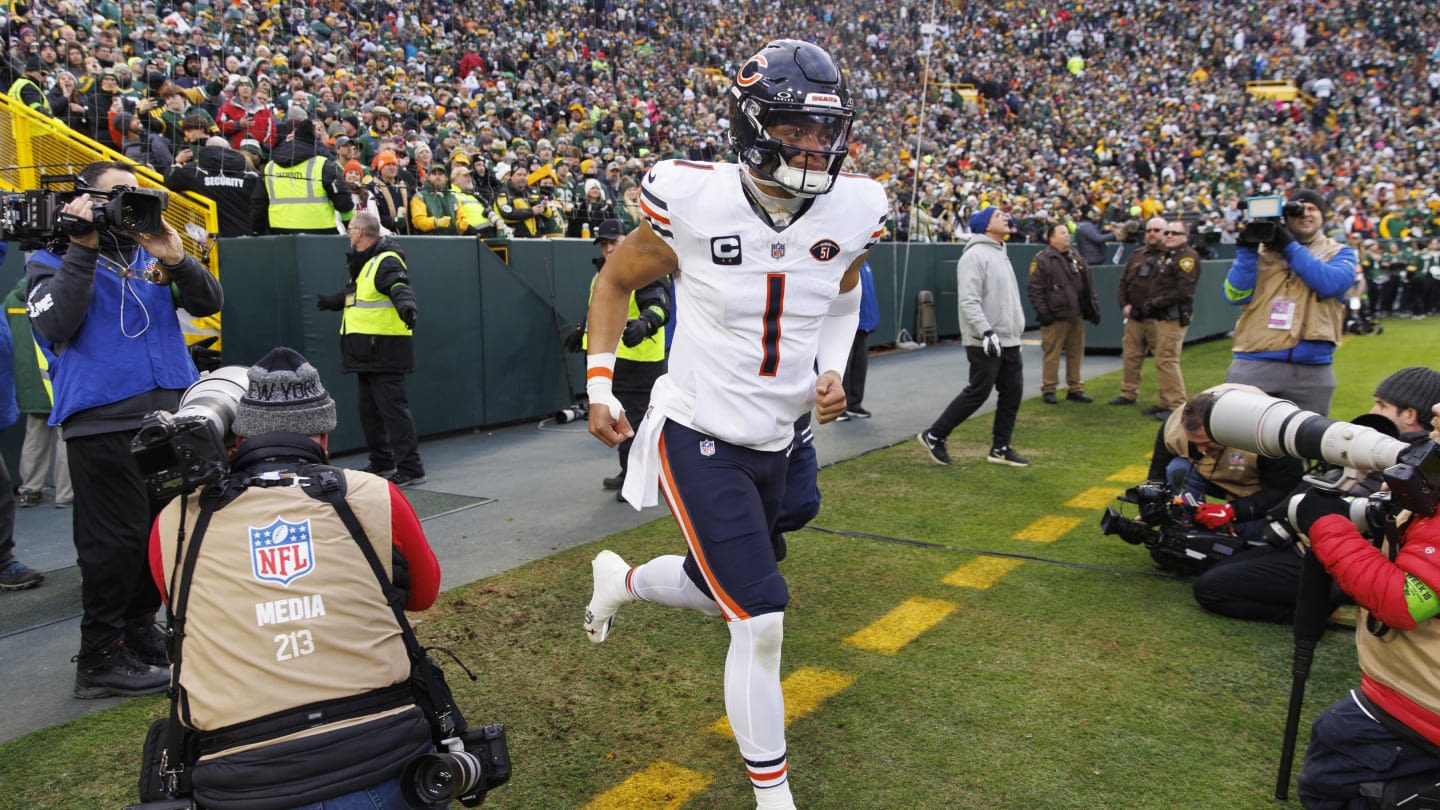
[1202,389,1440,523]
[131,367,249,499]
[400,724,512,808]
[0,176,169,249]
[1099,482,1249,576]
[1238,195,1303,245]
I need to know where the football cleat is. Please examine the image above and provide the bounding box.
[584,550,634,644]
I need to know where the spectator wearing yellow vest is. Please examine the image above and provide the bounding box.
[316,211,425,487]
[252,116,354,235]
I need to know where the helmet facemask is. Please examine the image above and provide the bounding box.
[742,106,852,197]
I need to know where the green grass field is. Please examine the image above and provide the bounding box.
[2,319,1434,810]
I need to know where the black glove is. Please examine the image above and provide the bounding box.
[316,292,345,311]
[1235,223,1265,249]
[1036,311,1055,328]
[188,336,222,373]
[397,301,418,330]
[1267,225,1295,251]
[1086,312,1101,326]
[562,325,585,353]
[1294,491,1351,535]
[621,310,662,347]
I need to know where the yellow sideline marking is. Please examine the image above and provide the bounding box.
[844,596,957,655]
[1013,515,1082,544]
[584,761,713,810]
[1107,465,1151,482]
[1066,487,1127,509]
[941,556,1024,589]
[711,667,856,735]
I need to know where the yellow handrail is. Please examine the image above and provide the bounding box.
[0,93,222,344]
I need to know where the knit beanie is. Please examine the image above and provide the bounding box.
[968,206,998,234]
[1374,367,1440,418]
[232,347,337,437]
[1288,189,1328,216]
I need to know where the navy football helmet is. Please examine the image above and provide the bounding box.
[729,40,854,197]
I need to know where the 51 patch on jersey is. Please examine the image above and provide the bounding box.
[251,517,314,586]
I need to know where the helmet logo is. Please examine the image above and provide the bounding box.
[805,92,842,108]
[736,54,768,87]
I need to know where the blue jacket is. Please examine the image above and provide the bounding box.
[858,261,879,333]
[27,247,207,426]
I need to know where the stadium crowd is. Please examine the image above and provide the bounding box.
[2,0,1439,250]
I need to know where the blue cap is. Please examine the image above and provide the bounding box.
[968,206,998,234]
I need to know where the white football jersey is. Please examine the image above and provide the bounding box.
[640,160,888,451]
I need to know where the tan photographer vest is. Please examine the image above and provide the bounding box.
[1161,383,1263,500]
[1231,234,1346,354]
[1357,515,1440,725]
[155,470,411,757]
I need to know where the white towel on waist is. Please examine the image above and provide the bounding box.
[620,409,666,510]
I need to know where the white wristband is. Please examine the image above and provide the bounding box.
[586,353,623,414]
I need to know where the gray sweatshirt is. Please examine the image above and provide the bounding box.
[957,235,1025,347]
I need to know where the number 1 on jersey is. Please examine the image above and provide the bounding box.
[759,274,785,376]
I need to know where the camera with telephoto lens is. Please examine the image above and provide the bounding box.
[1238,195,1304,245]
[131,367,249,499]
[400,724,512,808]
[1099,481,1249,576]
[0,178,169,249]
[554,400,589,424]
[1202,389,1440,524]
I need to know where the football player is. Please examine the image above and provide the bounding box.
[580,40,888,810]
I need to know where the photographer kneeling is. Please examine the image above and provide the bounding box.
[146,348,442,809]
[1191,370,1440,625]
[1293,404,1440,809]
[1145,387,1305,620]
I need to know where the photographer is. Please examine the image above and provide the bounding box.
[1224,189,1357,416]
[1149,387,1305,543]
[25,161,222,698]
[1194,368,1440,626]
[147,347,441,809]
[1292,403,1440,808]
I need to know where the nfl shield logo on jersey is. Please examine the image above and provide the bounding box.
[771,242,786,259]
[699,439,716,457]
[251,517,315,586]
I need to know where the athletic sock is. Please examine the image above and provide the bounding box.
[628,555,721,616]
[726,613,789,798]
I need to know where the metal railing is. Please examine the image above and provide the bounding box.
[0,93,222,343]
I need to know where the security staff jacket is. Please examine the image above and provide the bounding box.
[148,436,440,808]
[24,244,222,435]
[1225,232,1354,363]
[1027,246,1098,322]
[1148,384,1303,521]
[164,144,260,237]
[1142,246,1200,320]
[333,236,416,374]
[1118,245,1162,312]
[252,138,354,235]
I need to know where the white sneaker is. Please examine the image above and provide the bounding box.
[584,550,633,643]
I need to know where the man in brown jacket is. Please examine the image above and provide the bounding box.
[1028,222,1100,404]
